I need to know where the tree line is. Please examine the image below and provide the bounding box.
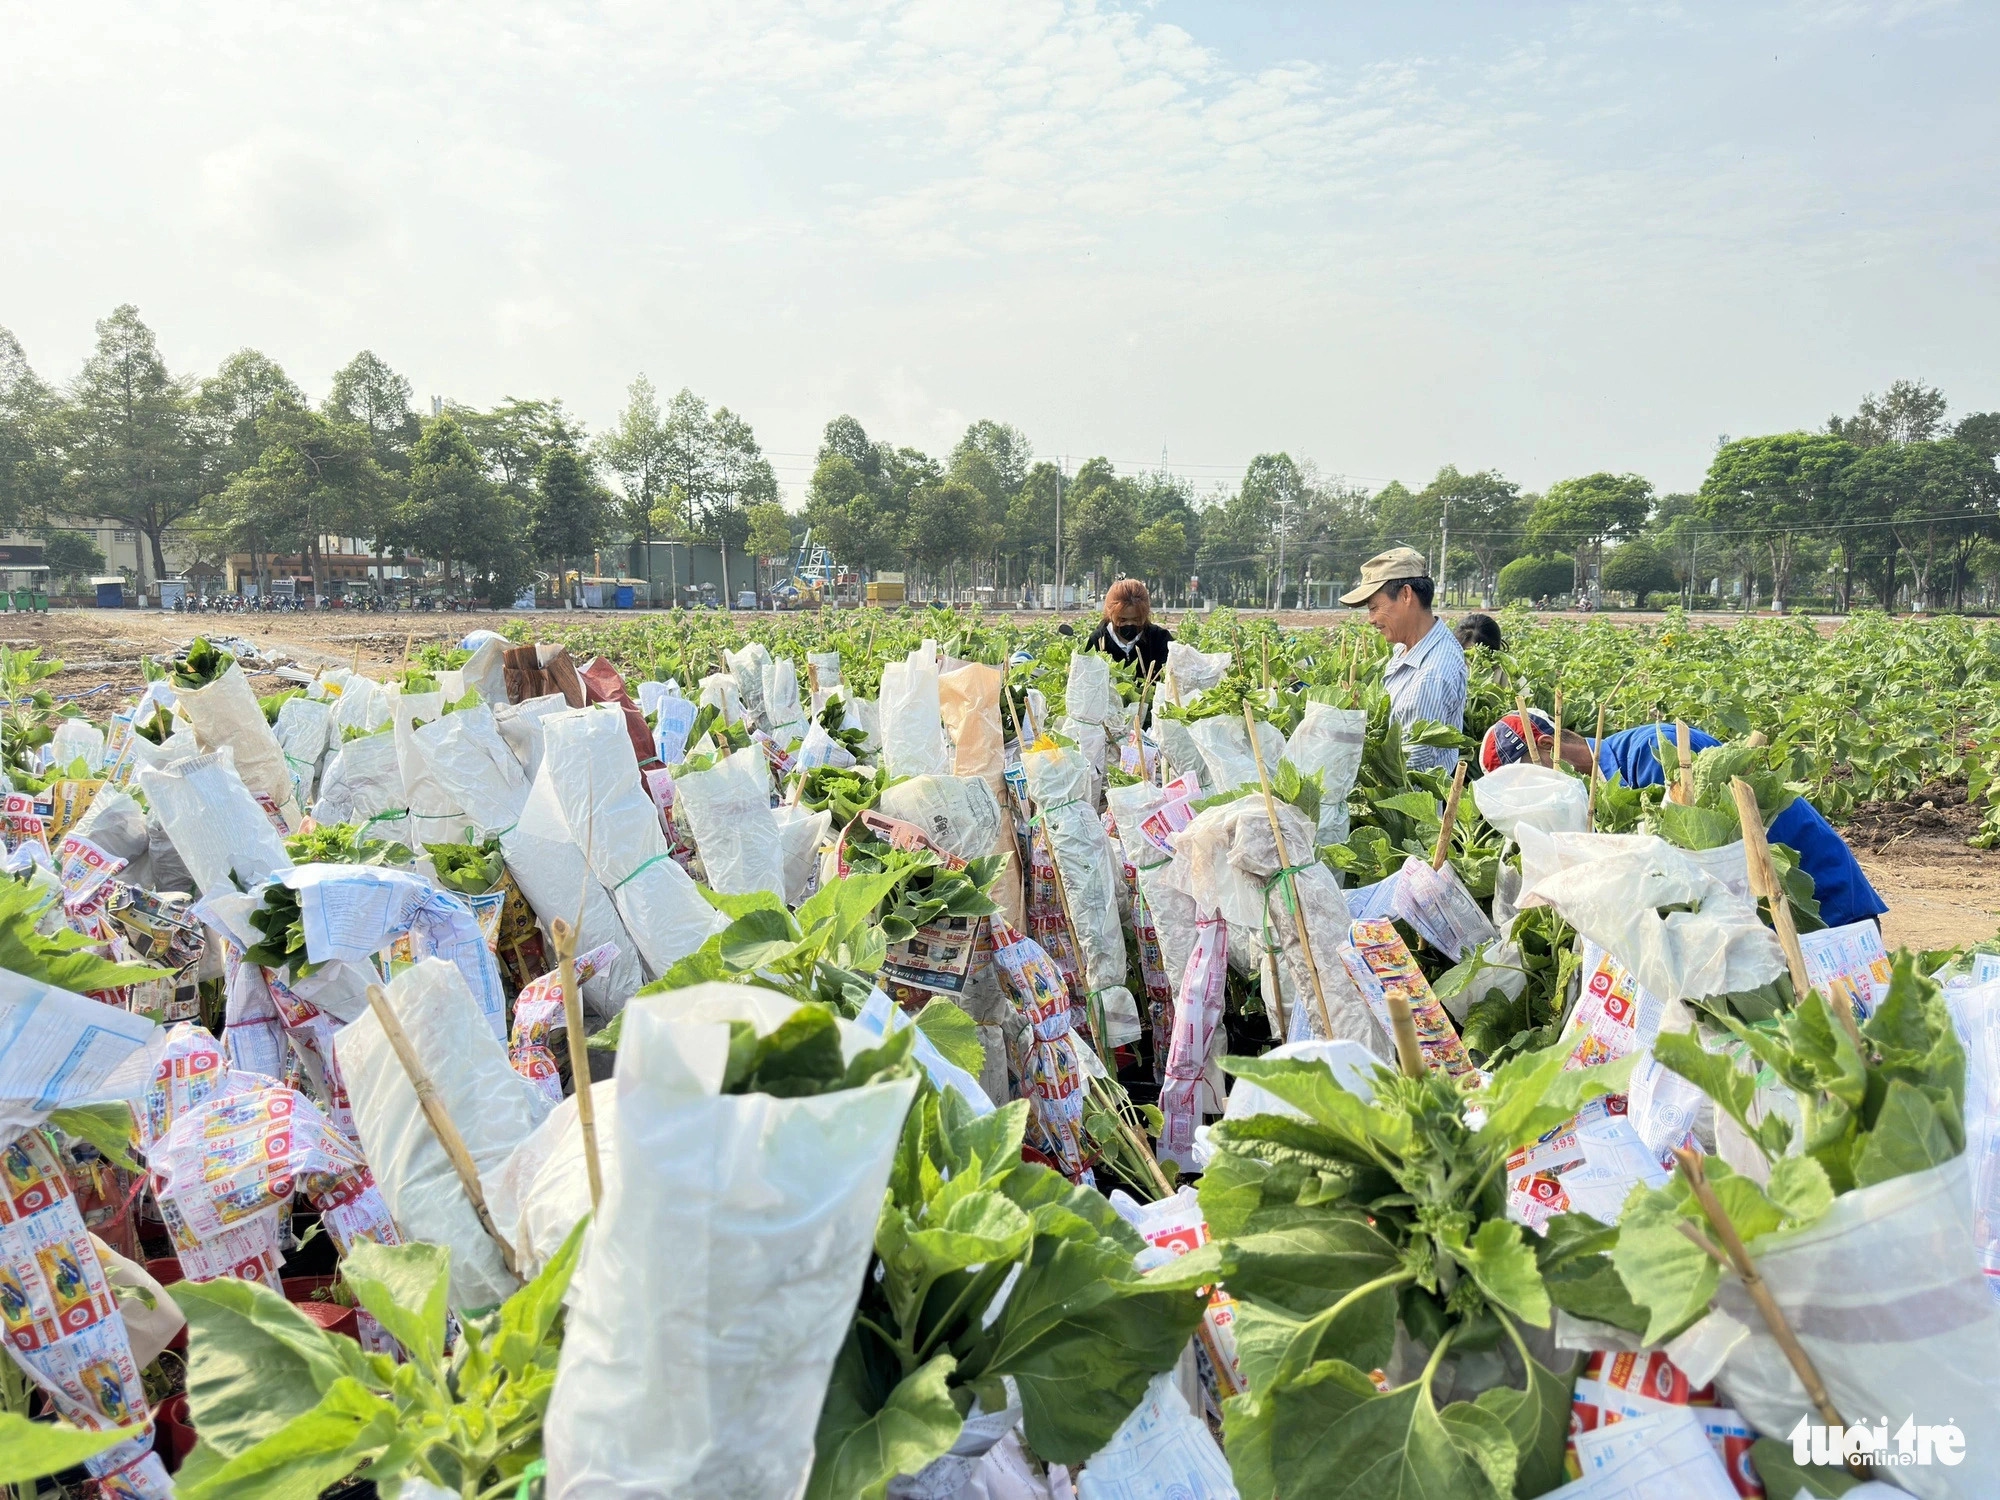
[3,306,1994,611]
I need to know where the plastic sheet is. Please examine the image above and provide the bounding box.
[177,661,302,827]
[1707,1158,2000,1500]
[771,802,832,905]
[273,693,333,804]
[1390,858,1497,962]
[311,729,408,845]
[881,639,953,778]
[494,691,572,782]
[1945,979,2000,1294]
[724,642,774,730]
[501,761,648,1020]
[1064,650,1120,726]
[52,715,106,772]
[70,785,151,876]
[1186,716,1287,795]
[541,707,726,983]
[489,1079,619,1280]
[462,632,510,706]
[543,984,918,1499]
[1074,1370,1236,1500]
[1471,763,1590,842]
[580,656,656,768]
[414,704,530,839]
[1022,742,1141,1046]
[392,687,471,848]
[1281,701,1366,846]
[137,749,291,898]
[337,957,553,1312]
[760,654,808,746]
[1517,828,1787,1005]
[675,744,786,898]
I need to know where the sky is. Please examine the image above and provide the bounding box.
[3,0,1994,504]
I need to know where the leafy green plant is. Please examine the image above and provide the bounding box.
[0,875,166,994]
[239,882,318,980]
[717,1005,920,1096]
[258,688,301,725]
[799,763,893,828]
[808,1090,1212,1499]
[0,645,67,780]
[284,821,414,869]
[841,839,1004,943]
[815,695,868,759]
[173,638,234,691]
[171,1221,586,1499]
[424,837,505,896]
[1196,1044,1637,1500]
[133,701,177,746]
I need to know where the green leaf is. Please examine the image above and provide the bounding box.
[1220,1055,1411,1159]
[806,1348,962,1500]
[700,886,788,920]
[719,907,807,972]
[1653,800,1741,850]
[498,1215,588,1352]
[1764,1155,1835,1225]
[912,997,985,1077]
[0,1410,127,1485]
[1609,1184,1720,1345]
[1472,1350,1574,1497]
[1214,1213,1401,1322]
[1853,1078,1960,1188]
[1746,1435,1862,1498]
[47,1102,143,1171]
[177,1276,383,1459]
[1536,1215,1649,1335]
[1654,1031,1787,1159]
[341,1239,451,1374]
[1436,1399,1518,1499]
[1456,1219,1551,1329]
[902,1193,1034,1280]
[177,1376,401,1500]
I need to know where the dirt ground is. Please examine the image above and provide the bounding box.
[13,605,1997,952]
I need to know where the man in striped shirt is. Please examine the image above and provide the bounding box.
[1341,546,1468,773]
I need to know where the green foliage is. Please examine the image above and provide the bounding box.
[717,1006,919,1097]
[841,839,1005,943]
[1496,555,1575,603]
[173,637,234,690]
[808,1091,1210,1497]
[283,821,413,869]
[800,763,893,827]
[0,875,167,994]
[0,1410,127,1487]
[173,1220,586,1498]
[423,836,505,896]
[239,882,317,981]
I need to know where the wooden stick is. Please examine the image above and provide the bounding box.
[550,916,603,1212]
[1551,689,1564,767]
[1729,777,1864,1053]
[1431,763,1467,870]
[1514,692,1541,766]
[1675,720,1695,805]
[1242,705,1332,1043]
[1587,702,1607,828]
[1673,1148,1865,1474]
[1260,637,1271,691]
[350,644,362,678]
[364,984,520,1277]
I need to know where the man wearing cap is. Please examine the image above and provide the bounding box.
[1343,547,1467,773]
[1479,711,1887,930]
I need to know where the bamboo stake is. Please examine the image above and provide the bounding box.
[1514,692,1542,765]
[1431,763,1467,870]
[1673,1148,1866,1475]
[1551,689,1564,767]
[1260,637,1271,690]
[550,916,603,1212]
[364,984,520,1277]
[350,644,362,678]
[1587,702,1607,828]
[1675,720,1695,805]
[1729,777,1864,1054]
[1242,705,1332,1043]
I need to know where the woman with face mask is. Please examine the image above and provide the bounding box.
[1083,578,1172,681]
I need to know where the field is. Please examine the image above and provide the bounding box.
[10,602,2000,952]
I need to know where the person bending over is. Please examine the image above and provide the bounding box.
[1479,711,1887,931]
[1085,579,1171,681]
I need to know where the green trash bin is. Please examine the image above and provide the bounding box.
[10,589,28,612]
[30,591,47,612]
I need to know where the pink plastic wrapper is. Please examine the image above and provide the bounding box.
[991,920,1090,1182]
[509,942,619,1104]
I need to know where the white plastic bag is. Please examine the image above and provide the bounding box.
[413,704,529,840]
[393,688,470,848]
[462,633,510,707]
[879,775,1006,864]
[1074,1370,1236,1500]
[137,749,291,898]
[311,731,408,845]
[675,745,786,898]
[337,958,552,1311]
[1708,1158,2000,1500]
[177,661,303,827]
[273,693,334,804]
[772,802,832,906]
[1187,716,1286,796]
[1064,650,1120,727]
[1390,858,1497,962]
[50,716,106,773]
[724,642,773,730]
[489,1080,618,1280]
[880,640,952,779]
[494,691,571,781]
[1945,979,2000,1291]
[543,984,918,1499]
[1471,763,1590,842]
[1022,743,1141,1046]
[760,655,808,746]
[1280,701,1366,847]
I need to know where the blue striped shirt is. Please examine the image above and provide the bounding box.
[1383,617,1468,773]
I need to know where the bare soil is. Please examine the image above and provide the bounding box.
[15,605,1999,950]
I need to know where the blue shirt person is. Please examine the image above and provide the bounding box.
[1342,546,1468,773]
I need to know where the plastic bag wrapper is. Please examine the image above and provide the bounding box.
[695,670,745,727]
[509,942,619,1103]
[0,1129,174,1498]
[1559,942,1706,1157]
[1160,641,1231,703]
[795,720,856,772]
[1021,742,1142,1046]
[1703,1158,2000,1500]
[1187,715,1286,795]
[759,655,808,747]
[414,704,530,839]
[177,660,302,827]
[92,1236,184,1369]
[1944,979,2000,1292]
[391,687,470,848]
[326,669,392,739]
[273,693,333,804]
[723,641,773,729]
[494,691,571,782]
[772,802,831,906]
[311,729,408,844]
[880,638,953,778]
[70,785,150,873]
[1283,701,1366,846]
[940,662,1026,931]
[1161,912,1229,1167]
[338,957,552,1310]
[879,774,1005,864]
[52,715,106,772]
[1074,1369,1237,1500]
[462,632,510,706]
[1472,762,1590,842]
[1106,780,1170,872]
[1517,828,1786,1006]
[673,743,785,898]
[1064,650,1120,726]
[855,985,994,1115]
[1151,715,1205,785]
[991,921,1090,1180]
[540,708,727,982]
[489,1079,619,1282]
[501,766,646,1021]
[286,862,508,1038]
[543,983,918,1500]
[138,748,291,898]
[579,655,656,768]
[806,648,843,703]
[1340,919,1479,1081]
[1055,714,1108,802]
[1390,858,1497,962]
[0,967,161,1146]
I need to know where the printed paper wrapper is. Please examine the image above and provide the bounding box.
[1021,741,1141,1047]
[509,943,619,1104]
[991,921,1090,1182]
[1159,913,1228,1168]
[845,809,983,999]
[1339,918,1478,1081]
[1797,918,1892,1022]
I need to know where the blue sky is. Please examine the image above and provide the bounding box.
[3,1,1992,501]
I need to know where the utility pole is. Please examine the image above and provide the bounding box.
[1439,495,1450,606]
[1054,456,1065,613]
[1274,494,1290,611]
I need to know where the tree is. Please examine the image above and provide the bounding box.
[324,351,417,585]
[1828,379,1948,447]
[1063,458,1139,589]
[0,327,63,529]
[709,407,778,604]
[1242,454,1308,605]
[905,480,974,592]
[216,398,388,595]
[746,501,793,563]
[38,530,104,590]
[598,375,673,597]
[198,350,303,474]
[1698,435,1851,610]
[1008,460,1064,587]
[1955,412,2000,463]
[63,305,200,589]
[459,398,584,497]
[528,444,609,603]
[1497,554,1576,603]
[1529,472,1652,600]
[1843,439,1995,609]
[1599,538,1677,604]
[659,388,720,537]
[1418,467,1524,604]
[392,415,492,591]
[1133,516,1188,600]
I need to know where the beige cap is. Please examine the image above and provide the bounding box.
[1340,546,1431,606]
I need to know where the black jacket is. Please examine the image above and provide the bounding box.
[1083,621,1172,682]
